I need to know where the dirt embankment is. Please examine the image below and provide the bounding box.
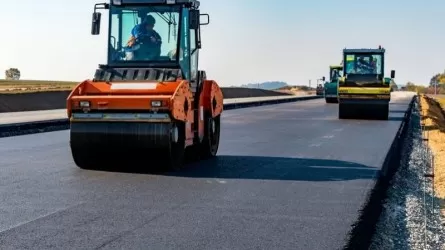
[419,95,445,214]
[274,86,316,96]
[0,87,293,113]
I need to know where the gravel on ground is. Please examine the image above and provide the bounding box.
[370,98,445,250]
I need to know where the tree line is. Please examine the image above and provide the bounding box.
[402,70,445,94]
[3,67,444,94]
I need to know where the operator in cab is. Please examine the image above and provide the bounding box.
[368,56,377,73]
[356,56,375,74]
[331,69,340,81]
[124,15,162,60]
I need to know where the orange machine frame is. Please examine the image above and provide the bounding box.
[67,79,223,147]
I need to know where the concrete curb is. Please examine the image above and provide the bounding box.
[0,95,323,138]
[344,94,417,249]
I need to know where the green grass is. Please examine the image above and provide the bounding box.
[0,80,78,94]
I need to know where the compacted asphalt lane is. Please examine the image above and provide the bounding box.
[0,92,414,249]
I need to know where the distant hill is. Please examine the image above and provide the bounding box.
[240,81,288,90]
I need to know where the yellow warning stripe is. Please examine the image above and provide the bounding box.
[338,87,390,94]
[338,94,390,99]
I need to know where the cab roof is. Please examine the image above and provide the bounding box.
[343,48,385,53]
[329,65,342,68]
[111,0,200,5]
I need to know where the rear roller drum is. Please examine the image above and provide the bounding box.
[184,144,201,164]
[200,114,221,159]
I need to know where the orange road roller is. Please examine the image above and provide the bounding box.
[66,0,223,171]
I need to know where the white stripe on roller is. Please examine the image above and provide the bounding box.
[110,83,157,90]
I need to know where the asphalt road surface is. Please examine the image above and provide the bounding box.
[0,92,414,250]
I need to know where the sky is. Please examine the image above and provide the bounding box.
[0,0,444,87]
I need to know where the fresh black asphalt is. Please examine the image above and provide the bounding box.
[0,92,414,249]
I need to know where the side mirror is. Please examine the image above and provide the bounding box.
[200,14,210,25]
[322,76,325,81]
[190,10,199,29]
[91,12,102,35]
[390,70,395,79]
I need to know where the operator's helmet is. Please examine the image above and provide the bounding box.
[143,15,156,26]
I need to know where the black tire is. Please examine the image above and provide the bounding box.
[164,121,186,171]
[200,113,221,159]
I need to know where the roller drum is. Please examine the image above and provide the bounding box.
[70,122,172,149]
[338,100,389,120]
[69,121,181,170]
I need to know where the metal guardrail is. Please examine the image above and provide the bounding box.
[418,95,437,249]
[380,95,416,178]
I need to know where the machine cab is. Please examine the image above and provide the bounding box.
[342,47,395,85]
[90,0,209,82]
[329,66,343,82]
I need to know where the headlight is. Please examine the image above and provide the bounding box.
[79,101,90,107]
[151,101,162,107]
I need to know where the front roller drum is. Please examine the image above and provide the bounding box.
[358,103,389,120]
[338,102,389,120]
[375,103,389,120]
[69,121,186,171]
[338,103,352,119]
